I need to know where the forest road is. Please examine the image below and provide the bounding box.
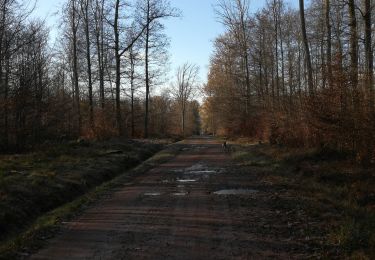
[31,136,310,260]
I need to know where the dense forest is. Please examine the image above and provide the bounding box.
[202,0,375,163]
[0,0,201,152]
[2,0,375,163]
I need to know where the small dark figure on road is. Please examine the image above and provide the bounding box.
[222,141,228,152]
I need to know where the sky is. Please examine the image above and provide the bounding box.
[163,0,273,83]
[32,0,295,85]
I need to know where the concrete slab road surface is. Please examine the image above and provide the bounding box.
[31,136,309,260]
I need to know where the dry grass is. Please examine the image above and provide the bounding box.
[231,141,375,259]
[0,138,171,257]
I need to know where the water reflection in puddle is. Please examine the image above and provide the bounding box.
[213,189,258,195]
[177,179,197,183]
[187,170,217,175]
[172,192,188,196]
[144,192,162,196]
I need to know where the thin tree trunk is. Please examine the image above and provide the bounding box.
[244,48,250,115]
[72,0,81,135]
[144,0,150,138]
[277,1,286,103]
[95,0,105,109]
[0,0,7,149]
[4,57,9,149]
[349,0,358,97]
[182,106,186,137]
[299,0,314,96]
[364,0,373,107]
[325,0,332,87]
[273,0,280,105]
[82,0,94,128]
[130,48,136,137]
[114,0,122,135]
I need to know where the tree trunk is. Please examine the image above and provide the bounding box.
[364,0,373,107]
[114,0,122,135]
[130,48,136,138]
[348,0,359,110]
[277,1,286,102]
[349,0,358,99]
[144,0,150,138]
[83,0,94,128]
[95,0,105,109]
[325,0,332,87]
[273,0,280,106]
[348,0,359,150]
[4,57,9,149]
[0,0,6,149]
[299,0,314,96]
[72,0,81,135]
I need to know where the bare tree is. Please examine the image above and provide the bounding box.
[216,0,251,115]
[172,63,199,137]
[110,0,177,136]
[138,0,179,138]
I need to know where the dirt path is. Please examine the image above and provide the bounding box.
[31,137,318,259]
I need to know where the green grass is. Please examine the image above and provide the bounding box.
[0,139,175,258]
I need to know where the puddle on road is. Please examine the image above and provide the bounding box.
[187,170,217,175]
[172,192,188,196]
[186,163,205,171]
[171,163,224,177]
[144,192,162,196]
[213,189,259,195]
[193,146,208,150]
[184,163,223,175]
[177,179,197,183]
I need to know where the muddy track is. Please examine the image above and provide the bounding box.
[31,137,318,259]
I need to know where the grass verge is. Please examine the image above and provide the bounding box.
[230,142,375,259]
[0,139,178,259]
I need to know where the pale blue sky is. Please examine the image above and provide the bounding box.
[32,0,297,83]
[163,0,277,82]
